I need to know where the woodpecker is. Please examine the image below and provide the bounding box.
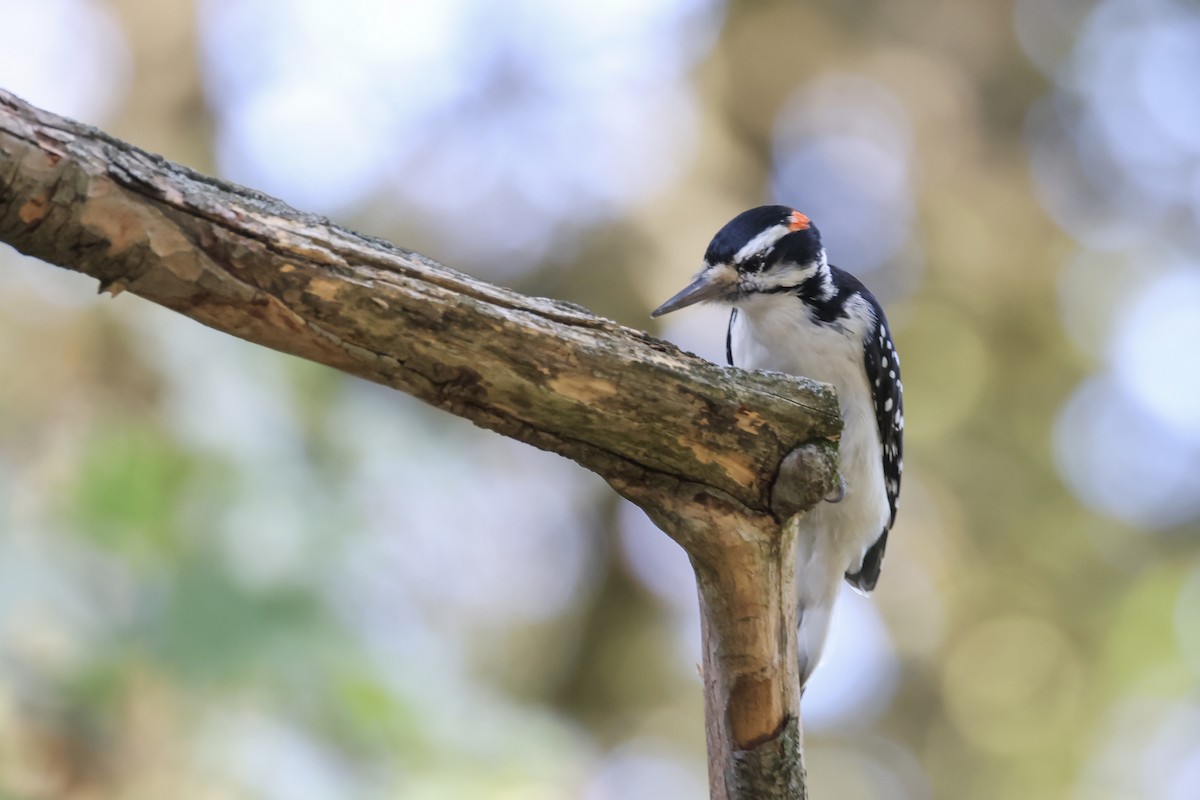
[652,205,903,687]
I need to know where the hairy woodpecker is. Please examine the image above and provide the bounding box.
[652,205,903,686]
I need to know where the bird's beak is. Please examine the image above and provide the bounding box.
[651,264,737,317]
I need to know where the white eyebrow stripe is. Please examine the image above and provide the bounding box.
[733,223,790,263]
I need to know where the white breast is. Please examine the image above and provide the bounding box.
[730,293,890,574]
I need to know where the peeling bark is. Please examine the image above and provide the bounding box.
[0,89,839,799]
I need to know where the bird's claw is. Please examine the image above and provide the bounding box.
[824,474,846,504]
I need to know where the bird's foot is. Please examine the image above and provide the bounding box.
[824,474,846,503]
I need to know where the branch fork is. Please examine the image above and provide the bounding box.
[0,88,840,800]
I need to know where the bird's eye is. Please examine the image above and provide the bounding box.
[743,251,772,273]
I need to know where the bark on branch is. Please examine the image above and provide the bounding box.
[0,89,838,799]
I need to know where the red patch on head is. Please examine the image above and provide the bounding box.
[787,210,811,231]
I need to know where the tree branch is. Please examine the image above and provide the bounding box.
[0,88,837,799]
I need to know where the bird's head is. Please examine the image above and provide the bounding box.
[652,205,827,317]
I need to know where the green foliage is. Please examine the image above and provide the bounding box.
[145,559,327,685]
[68,422,205,565]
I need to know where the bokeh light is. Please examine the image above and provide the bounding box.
[1111,269,1200,442]
[1055,375,1200,529]
[1030,0,1200,533]
[582,740,707,800]
[0,0,129,125]
[199,0,722,273]
[1076,698,1200,800]
[942,616,1083,755]
[772,74,916,277]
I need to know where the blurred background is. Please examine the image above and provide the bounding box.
[1,0,1199,797]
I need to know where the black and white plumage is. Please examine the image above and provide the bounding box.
[652,205,904,687]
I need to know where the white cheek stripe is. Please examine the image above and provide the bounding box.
[748,263,817,292]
